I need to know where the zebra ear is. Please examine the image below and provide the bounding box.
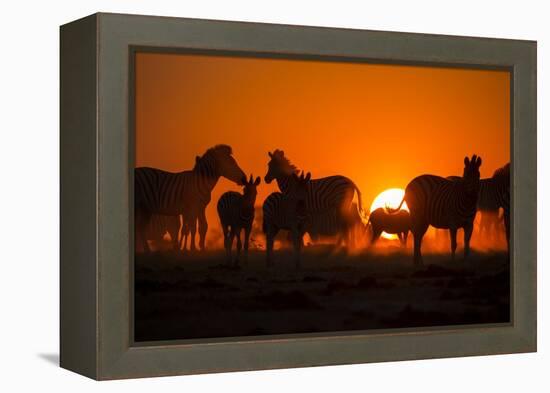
[305,172,311,182]
[249,174,253,184]
[254,176,261,186]
[464,156,470,166]
[241,176,247,185]
[476,156,482,168]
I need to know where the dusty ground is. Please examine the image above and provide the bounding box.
[134,242,510,342]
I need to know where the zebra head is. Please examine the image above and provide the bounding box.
[200,144,246,185]
[462,154,482,197]
[288,171,311,219]
[265,150,298,184]
[241,174,261,205]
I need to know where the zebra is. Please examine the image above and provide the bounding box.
[449,162,510,247]
[367,207,411,246]
[264,149,363,246]
[392,155,482,265]
[217,174,261,266]
[263,171,310,269]
[134,144,246,253]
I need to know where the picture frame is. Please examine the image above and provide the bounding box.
[60,12,537,380]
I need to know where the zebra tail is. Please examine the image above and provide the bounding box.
[386,197,405,214]
[352,182,365,215]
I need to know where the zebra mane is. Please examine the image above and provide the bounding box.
[205,144,233,157]
[272,149,299,175]
[192,145,234,173]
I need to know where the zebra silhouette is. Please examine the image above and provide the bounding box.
[490,163,510,248]
[367,207,411,246]
[134,145,246,253]
[449,162,509,247]
[393,155,482,264]
[143,214,181,251]
[264,150,363,246]
[263,171,310,269]
[217,174,261,267]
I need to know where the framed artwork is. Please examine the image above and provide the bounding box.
[60,13,537,380]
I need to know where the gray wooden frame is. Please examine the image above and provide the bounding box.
[60,12,537,380]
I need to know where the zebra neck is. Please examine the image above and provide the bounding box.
[277,175,291,193]
[193,157,220,192]
[460,187,479,211]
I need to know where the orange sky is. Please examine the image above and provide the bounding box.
[135,52,510,236]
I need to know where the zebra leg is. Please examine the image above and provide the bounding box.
[399,232,408,246]
[176,223,183,252]
[292,229,302,269]
[370,227,382,247]
[412,225,428,265]
[479,212,486,239]
[198,209,208,251]
[463,222,473,260]
[266,227,278,267]
[169,226,179,252]
[449,227,458,261]
[235,229,243,267]
[136,225,150,254]
[135,210,151,254]
[403,231,409,247]
[182,231,188,253]
[504,210,510,251]
[243,226,251,265]
[342,225,352,250]
[223,225,231,264]
[189,216,198,252]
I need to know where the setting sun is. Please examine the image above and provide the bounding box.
[370,188,409,240]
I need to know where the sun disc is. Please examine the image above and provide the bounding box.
[369,188,409,240]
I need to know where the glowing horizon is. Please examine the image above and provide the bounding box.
[135,51,510,248]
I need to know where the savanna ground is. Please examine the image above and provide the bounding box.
[134,233,510,342]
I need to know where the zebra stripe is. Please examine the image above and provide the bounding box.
[408,175,479,227]
[135,156,217,216]
[275,174,361,214]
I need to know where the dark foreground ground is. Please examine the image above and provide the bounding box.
[134,245,510,342]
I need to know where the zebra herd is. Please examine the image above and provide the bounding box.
[135,146,510,267]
